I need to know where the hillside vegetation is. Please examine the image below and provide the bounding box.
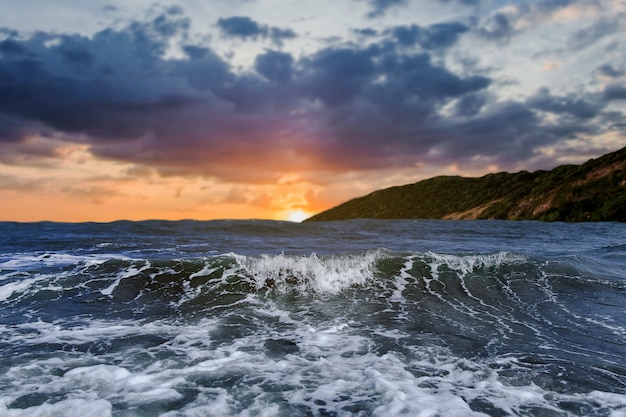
[305,146,626,222]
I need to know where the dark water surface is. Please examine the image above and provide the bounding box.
[1,219,625,416]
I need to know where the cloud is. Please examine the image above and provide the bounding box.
[352,28,378,37]
[604,84,626,100]
[0,173,45,192]
[477,12,514,40]
[436,0,480,4]
[390,22,469,50]
[0,38,26,55]
[454,93,487,117]
[300,46,379,106]
[568,18,619,50]
[254,50,294,83]
[217,16,297,45]
[0,11,205,141]
[0,6,624,186]
[366,0,408,18]
[472,0,623,45]
[527,87,602,120]
[595,64,625,79]
[217,16,264,38]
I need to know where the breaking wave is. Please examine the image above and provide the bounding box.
[2,224,626,416]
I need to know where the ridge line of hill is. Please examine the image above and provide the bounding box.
[305,147,626,222]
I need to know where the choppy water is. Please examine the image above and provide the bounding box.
[1,219,625,416]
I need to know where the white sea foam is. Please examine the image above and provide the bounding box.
[0,277,40,301]
[2,241,625,416]
[0,252,134,301]
[101,261,151,296]
[425,251,526,276]
[2,304,626,417]
[233,251,382,294]
[0,398,113,417]
[0,253,115,270]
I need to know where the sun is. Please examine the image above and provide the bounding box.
[285,209,311,222]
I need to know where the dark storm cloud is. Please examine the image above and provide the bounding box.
[0,9,201,142]
[0,39,26,56]
[445,102,542,160]
[390,22,469,49]
[218,16,264,38]
[181,45,232,91]
[436,0,481,5]
[300,46,379,106]
[352,28,378,37]
[0,7,622,180]
[0,114,42,144]
[527,88,602,120]
[217,16,297,45]
[596,64,625,79]
[366,0,408,18]
[379,52,491,99]
[454,93,487,117]
[254,50,294,83]
[604,84,626,101]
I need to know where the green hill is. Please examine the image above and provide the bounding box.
[305,147,626,222]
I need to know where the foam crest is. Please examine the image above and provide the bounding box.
[0,253,116,271]
[0,398,113,417]
[101,261,151,296]
[0,253,134,303]
[0,277,41,302]
[425,251,527,277]
[233,251,383,294]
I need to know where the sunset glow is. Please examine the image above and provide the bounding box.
[285,210,312,223]
[0,0,625,222]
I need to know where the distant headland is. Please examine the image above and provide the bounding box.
[305,146,626,222]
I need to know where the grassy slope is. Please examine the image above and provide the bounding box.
[305,147,626,222]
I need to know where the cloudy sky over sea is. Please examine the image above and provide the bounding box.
[0,0,625,221]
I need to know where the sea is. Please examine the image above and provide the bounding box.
[0,219,625,417]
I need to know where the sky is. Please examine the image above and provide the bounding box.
[0,0,625,222]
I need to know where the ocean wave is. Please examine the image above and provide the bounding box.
[1,249,620,303]
[2,245,626,415]
[1,314,625,417]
